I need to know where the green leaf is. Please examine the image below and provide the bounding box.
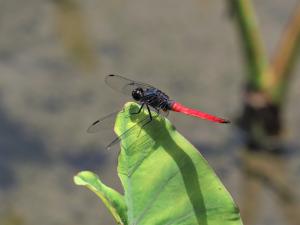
[115,102,243,225]
[74,171,128,225]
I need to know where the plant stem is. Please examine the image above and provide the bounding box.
[265,3,300,103]
[229,0,268,89]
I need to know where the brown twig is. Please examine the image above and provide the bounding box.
[267,3,300,101]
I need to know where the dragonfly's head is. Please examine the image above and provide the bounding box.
[132,88,144,101]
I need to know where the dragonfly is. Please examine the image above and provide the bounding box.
[88,74,230,148]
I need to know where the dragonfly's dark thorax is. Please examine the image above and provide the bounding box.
[139,88,171,111]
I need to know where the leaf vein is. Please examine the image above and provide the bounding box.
[133,169,181,225]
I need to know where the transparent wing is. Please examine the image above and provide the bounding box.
[87,111,120,133]
[87,108,154,150]
[106,114,151,149]
[106,106,165,149]
[156,109,169,118]
[105,74,155,96]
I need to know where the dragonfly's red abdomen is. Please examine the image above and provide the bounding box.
[171,101,230,123]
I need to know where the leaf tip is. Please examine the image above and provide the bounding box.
[73,170,96,186]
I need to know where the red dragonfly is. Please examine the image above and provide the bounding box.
[88,75,230,148]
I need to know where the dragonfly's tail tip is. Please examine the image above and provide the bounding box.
[221,119,231,124]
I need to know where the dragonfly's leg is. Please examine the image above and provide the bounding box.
[142,104,153,128]
[130,103,145,115]
[136,104,153,137]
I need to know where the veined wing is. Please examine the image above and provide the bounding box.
[87,108,155,149]
[106,114,151,149]
[87,111,120,133]
[105,74,155,96]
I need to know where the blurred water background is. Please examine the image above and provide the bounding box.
[0,0,299,225]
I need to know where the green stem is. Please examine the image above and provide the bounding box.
[229,0,268,89]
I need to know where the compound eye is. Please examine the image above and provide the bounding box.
[132,89,143,101]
